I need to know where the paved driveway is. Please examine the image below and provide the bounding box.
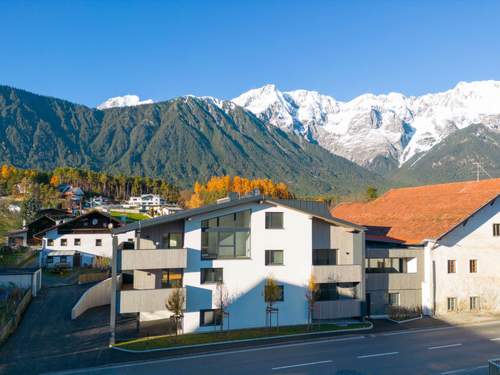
[0,284,110,375]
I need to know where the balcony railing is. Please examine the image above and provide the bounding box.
[312,264,362,283]
[366,272,420,291]
[312,299,362,320]
[119,288,186,314]
[120,248,187,271]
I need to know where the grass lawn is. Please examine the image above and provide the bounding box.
[115,322,371,351]
[110,211,150,223]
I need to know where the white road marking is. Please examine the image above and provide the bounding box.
[382,320,500,337]
[272,360,333,370]
[428,343,462,350]
[441,365,488,374]
[46,336,365,374]
[357,351,399,359]
[490,337,500,341]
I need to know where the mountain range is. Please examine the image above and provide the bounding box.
[0,81,498,196]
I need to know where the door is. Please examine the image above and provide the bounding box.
[366,293,371,317]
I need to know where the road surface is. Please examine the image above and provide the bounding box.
[48,321,500,375]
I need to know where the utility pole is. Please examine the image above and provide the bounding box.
[109,226,118,346]
[473,162,492,181]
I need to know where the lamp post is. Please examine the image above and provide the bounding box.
[109,223,117,346]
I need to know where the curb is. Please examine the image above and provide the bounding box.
[111,322,373,353]
[387,315,423,324]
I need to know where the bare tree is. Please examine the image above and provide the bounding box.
[214,281,233,331]
[166,288,185,336]
[305,275,319,330]
[264,276,281,329]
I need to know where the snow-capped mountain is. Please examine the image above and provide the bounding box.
[232,81,500,172]
[97,95,154,110]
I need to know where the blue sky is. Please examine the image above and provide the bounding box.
[2,0,500,106]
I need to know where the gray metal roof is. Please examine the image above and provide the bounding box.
[112,195,364,234]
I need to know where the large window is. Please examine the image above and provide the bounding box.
[265,250,284,266]
[315,283,358,301]
[470,296,480,311]
[365,257,417,273]
[201,210,251,259]
[200,309,222,326]
[162,232,183,249]
[264,285,284,302]
[265,212,283,229]
[447,297,457,312]
[200,268,223,284]
[313,249,337,265]
[469,259,477,273]
[447,260,456,274]
[388,293,400,306]
[161,269,183,288]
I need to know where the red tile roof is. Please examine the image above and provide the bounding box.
[332,178,500,245]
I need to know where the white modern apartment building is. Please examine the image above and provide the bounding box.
[111,194,365,334]
[128,194,167,207]
[333,178,500,317]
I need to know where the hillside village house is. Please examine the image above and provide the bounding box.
[6,208,73,248]
[37,210,134,269]
[332,178,500,317]
[110,193,366,335]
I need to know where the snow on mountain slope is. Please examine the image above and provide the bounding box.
[97,95,154,109]
[233,80,500,172]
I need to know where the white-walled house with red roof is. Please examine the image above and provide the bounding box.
[333,178,500,317]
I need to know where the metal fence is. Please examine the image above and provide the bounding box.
[489,359,500,375]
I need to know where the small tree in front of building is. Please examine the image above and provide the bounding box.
[264,276,281,329]
[166,288,185,336]
[214,281,233,331]
[305,275,319,330]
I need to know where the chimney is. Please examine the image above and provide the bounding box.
[216,192,240,204]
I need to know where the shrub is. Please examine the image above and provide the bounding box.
[388,305,422,321]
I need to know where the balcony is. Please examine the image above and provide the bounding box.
[312,299,362,320]
[119,288,186,313]
[312,264,362,283]
[366,273,421,291]
[120,248,187,271]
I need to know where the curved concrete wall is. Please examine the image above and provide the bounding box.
[72,275,121,320]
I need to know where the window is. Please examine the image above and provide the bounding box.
[201,210,251,259]
[60,255,68,263]
[162,232,183,249]
[365,257,416,273]
[47,239,54,246]
[313,249,337,265]
[60,239,67,247]
[96,239,102,246]
[469,259,477,273]
[74,238,81,246]
[470,296,480,311]
[127,238,134,242]
[264,285,284,302]
[493,223,500,236]
[447,260,456,273]
[265,250,284,265]
[316,283,338,301]
[161,269,183,288]
[47,256,54,263]
[447,297,457,312]
[389,293,400,306]
[200,309,222,326]
[265,212,283,229]
[200,268,223,284]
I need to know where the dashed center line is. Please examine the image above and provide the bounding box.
[357,351,399,359]
[490,337,500,341]
[428,343,462,350]
[272,360,333,370]
[441,365,488,374]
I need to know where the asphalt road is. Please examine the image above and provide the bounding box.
[48,321,500,375]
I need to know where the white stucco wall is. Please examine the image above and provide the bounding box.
[430,198,500,315]
[43,230,134,258]
[140,203,314,333]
